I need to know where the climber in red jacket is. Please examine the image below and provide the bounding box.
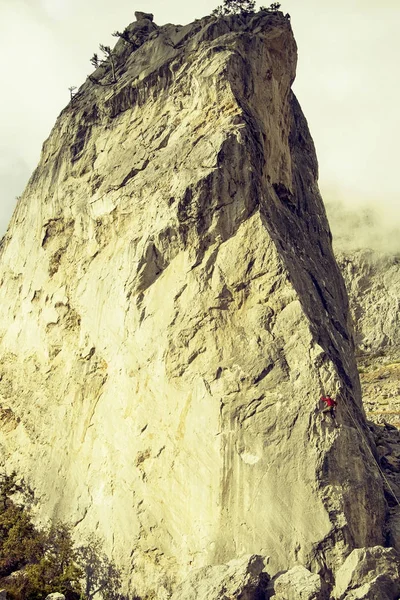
[320,395,338,426]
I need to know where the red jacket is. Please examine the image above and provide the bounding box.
[321,396,336,407]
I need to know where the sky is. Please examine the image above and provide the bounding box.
[0,0,399,246]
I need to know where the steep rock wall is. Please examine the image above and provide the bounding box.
[335,248,400,432]
[336,249,400,359]
[0,11,386,597]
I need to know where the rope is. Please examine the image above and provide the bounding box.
[339,393,400,507]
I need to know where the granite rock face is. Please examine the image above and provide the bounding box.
[272,565,326,600]
[336,249,400,433]
[332,546,400,600]
[170,554,268,600]
[0,10,387,598]
[336,250,400,359]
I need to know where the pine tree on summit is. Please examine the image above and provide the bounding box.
[212,0,256,16]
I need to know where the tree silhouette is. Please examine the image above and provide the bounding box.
[76,534,122,600]
[89,45,118,86]
[68,86,77,104]
[112,29,136,47]
[212,0,256,16]
[99,44,117,83]
[90,53,100,68]
[24,523,82,599]
[212,1,283,15]
[0,473,124,600]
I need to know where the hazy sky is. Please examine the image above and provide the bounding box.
[0,0,399,237]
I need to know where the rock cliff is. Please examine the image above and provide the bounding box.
[0,9,391,598]
[337,249,400,361]
[336,249,400,429]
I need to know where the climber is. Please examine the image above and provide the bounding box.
[320,395,338,427]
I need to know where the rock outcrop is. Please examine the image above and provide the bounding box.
[336,249,400,361]
[271,565,326,599]
[170,554,268,600]
[335,249,400,432]
[0,9,389,598]
[332,546,400,600]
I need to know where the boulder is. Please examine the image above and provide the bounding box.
[170,554,268,600]
[45,594,66,600]
[134,11,154,22]
[272,565,326,599]
[333,546,400,600]
[0,590,7,600]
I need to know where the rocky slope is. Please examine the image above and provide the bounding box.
[0,9,395,599]
[335,247,400,592]
[336,249,400,426]
[337,249,400,360]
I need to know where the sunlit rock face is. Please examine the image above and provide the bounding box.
[336,249,400,359]
[0,10,386,598]
[335,249,400,430]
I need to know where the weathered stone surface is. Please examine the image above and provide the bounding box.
[272,565,326,599]
[0,589,7,600]
[134,11,154,22]
[333,546,400,600]
[335,245,400,434]
[45,594,66,600]
[388,506,400,553]
[170,554,267,600]
[336,250,400,358]
[0,9,386,598]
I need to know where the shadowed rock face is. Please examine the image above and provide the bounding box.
[0,10,386,597]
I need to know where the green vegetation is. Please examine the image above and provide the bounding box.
[89,45,118,86]
[212,1,281,16]
[77,535,121,600]
[212,0,255,15]
[0,472,123,600]
[112,29,137,48]
[261,2,281,9]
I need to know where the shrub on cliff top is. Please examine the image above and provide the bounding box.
[212,1,281,16]
[261,2,281,10]
[212,0,256,16]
